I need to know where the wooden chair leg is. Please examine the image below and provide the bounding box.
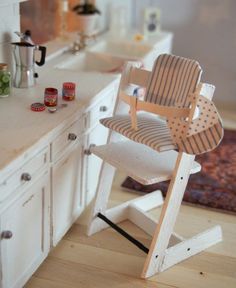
[141,152,195,278]
[87,161,116,236]
[87,146,222,278]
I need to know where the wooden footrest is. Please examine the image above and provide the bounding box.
[91,141,201,185]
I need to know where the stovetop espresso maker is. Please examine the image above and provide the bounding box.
[12,31,46,88]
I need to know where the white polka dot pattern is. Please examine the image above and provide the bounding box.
[177,95,224,154]
[187,95,220,137]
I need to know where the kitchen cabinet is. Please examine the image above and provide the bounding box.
[52,138,83,246]
[0,87,117,288]
[0,30,173,287]
[0,171,50,288]
[51,116,84,246]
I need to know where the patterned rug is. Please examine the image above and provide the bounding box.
[121,129,236,214]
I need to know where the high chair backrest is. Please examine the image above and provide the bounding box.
[115,55,223,155]
[145,54,202,108]
[142,54,223,154]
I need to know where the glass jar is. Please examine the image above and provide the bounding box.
[62,82,76,101]
[0,63,11,97]
[44,87,58,107]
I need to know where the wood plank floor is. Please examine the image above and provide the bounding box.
[26,109,236,288]
[26,171,236,288]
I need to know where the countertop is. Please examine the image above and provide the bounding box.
[0,30,173,180]
[0,45,118,180]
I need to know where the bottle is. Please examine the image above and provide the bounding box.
[62,82,76,101]
[0,63,11,97]
[44,87,58,107]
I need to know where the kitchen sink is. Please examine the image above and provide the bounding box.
[55,40,154,73]
[89,40,153,59]
[55,51,135,73]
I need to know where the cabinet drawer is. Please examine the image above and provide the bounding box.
[51,118,83,161]
[0,147,49,203]
[87,89,116,129]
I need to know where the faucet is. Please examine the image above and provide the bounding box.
[72,32,97,54]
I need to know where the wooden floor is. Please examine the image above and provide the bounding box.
[26,109,236,288]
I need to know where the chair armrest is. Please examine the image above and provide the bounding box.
[119,91,191,130]
[136,100,190,118]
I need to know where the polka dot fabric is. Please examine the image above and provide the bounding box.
[177,95,224,155]
[188,95,221,137]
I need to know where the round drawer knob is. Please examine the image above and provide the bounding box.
[1,231,13,239]
[68,133,77,141]
[84,143,96,155]
[100,106,108,112]
[21,173,31,181]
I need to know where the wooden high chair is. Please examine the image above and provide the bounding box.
[87,54,224,278]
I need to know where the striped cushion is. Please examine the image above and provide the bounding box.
[100,54,223,156]
[178,122,223,155]
[100,114,177,153]
[145,54,202,108]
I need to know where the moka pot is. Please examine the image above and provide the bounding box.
[12,42,46,88]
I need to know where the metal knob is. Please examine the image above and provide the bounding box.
[84,144,96,155]
[1,231,13,239]
[21,173,31,181]
[68,133,77,141]
[100,106,108,112]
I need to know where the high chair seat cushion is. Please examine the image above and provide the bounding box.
[100,114,177,153]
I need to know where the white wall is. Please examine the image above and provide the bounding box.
[132,0,236,107]
[96,0,133,33]
[0,0,23,71]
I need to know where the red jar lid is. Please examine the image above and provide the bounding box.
[63,82,76,89]
[31,102,46,112]
[45,87,58,94]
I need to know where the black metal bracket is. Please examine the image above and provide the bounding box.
[97,212,149,254]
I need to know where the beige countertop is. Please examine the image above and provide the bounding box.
[0,30,173,180]
[0,48,118,180]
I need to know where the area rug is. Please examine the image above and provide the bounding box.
[121,129,236,214]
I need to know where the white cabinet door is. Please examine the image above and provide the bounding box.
[0,173,50,288]
[84,123,109,205]
[52,142,83,246]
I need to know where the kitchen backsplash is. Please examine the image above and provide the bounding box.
[20,0,132,44]
[0,0,132,69]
